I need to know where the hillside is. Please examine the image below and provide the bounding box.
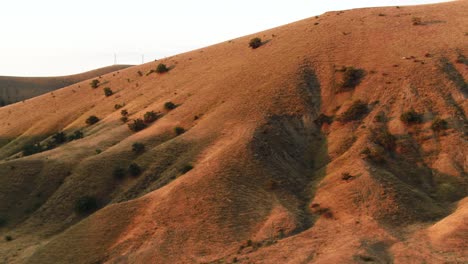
[0,1,467,263]
[0,65,133,106]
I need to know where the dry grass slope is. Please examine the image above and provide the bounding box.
[0,1,467,263]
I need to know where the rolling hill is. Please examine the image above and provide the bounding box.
[0,1,467,263]
[0,65,133,106]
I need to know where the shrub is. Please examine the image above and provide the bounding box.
[113,167,126,179]
[180,164,193,174]
[337,100,368,122]
[114,104,123,110]
[137,70,143,77]
[341,67,365,89]
[174,126,185,135]
[400,110,422,124]
[128,163,142,177]
[52,132,67,144]
[361,147,385,163]
[128,119,147,132]
[74,196,98,215]
[164,101,177,110]
[372,129,396,151]
[315,113,333,126]
[121,109,128,116]
[431,118,448,131]
[22,144,43,156]
[90,79,100,88]
[132,142,145,154]
[249,37,262,49]
[143,111,160,123]
[156,63,169,73]
[5,236,12,242]
[86,115,100,125]
[104,87,113,97]
[412,17,422,25]
[120,116,128,123]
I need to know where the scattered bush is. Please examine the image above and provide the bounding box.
[121,109,128,116]
[52,132,67,145]
[114,104,123,110]
[22,144,43,156]
[90,79,100,88]
[431,118,448,132]
[341,67,365,89]
[103,87,113,97]
[371,129,396,151]
[128,163,142,177]
[68,130,84,141]
[180,164,193,174]
[156,63,169,73]
[143,111,160,123]
[132,142,145,154]
[337,100,368,122]
[113,167,126,179]
[120,116,128,123]
[174,126,185,135]
[412,17,422,25]
[164,101,177,110]
[86,115,100,125]
[361,147,386,163]
[74,196,98,215]
[5,236,12,242]
[400,109,422,124]
[249,37,262,49]
[128,118,147,132]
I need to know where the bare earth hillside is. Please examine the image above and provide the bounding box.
[0,1,467,263]
[0,65,133,106]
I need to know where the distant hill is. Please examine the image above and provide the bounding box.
[0,65,133,106]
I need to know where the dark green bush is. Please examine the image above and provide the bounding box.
[400,110,422,124]
[128,163,142,177]
[180,164,193,174]
[156,63,169,73]
[103,87,113,97]
[22,144,43,156]
[174,126,185,135]
[341,67,365,89]
[5,236,12,242]
[132,142,145,154]
[128,119,147,132]
[86,115,100,125]
[431,118,448,131]
[113,167,126,179]
[164,101,177,110]
[70,130,84,141]
[144,111,160,123]
[74,196,98,215]
[121,109,128,116]
[52,132,67,144]
[249,37,262,49]
[90,79,100,88]
[337,100,368,122]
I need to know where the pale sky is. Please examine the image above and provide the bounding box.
[0,0,450,76]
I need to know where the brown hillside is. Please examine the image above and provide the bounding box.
[0,65,133,106]
[0,1,467,263]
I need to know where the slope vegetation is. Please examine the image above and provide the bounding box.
[0,1,467,263]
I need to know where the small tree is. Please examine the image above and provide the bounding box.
[104,87,113,97]
[128,119,147,132]
[90,79,100,88]
[74,196,98,215]
[164,101,177,110]
[174,126,185,135]
[156,63,169,73]
[128,163,142,177]
[431,118,448,131]
[86,115,100,125]
[144,111,159,123]
[400,109,422,124]
[249,37,262,49]
[132,142,145,154]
